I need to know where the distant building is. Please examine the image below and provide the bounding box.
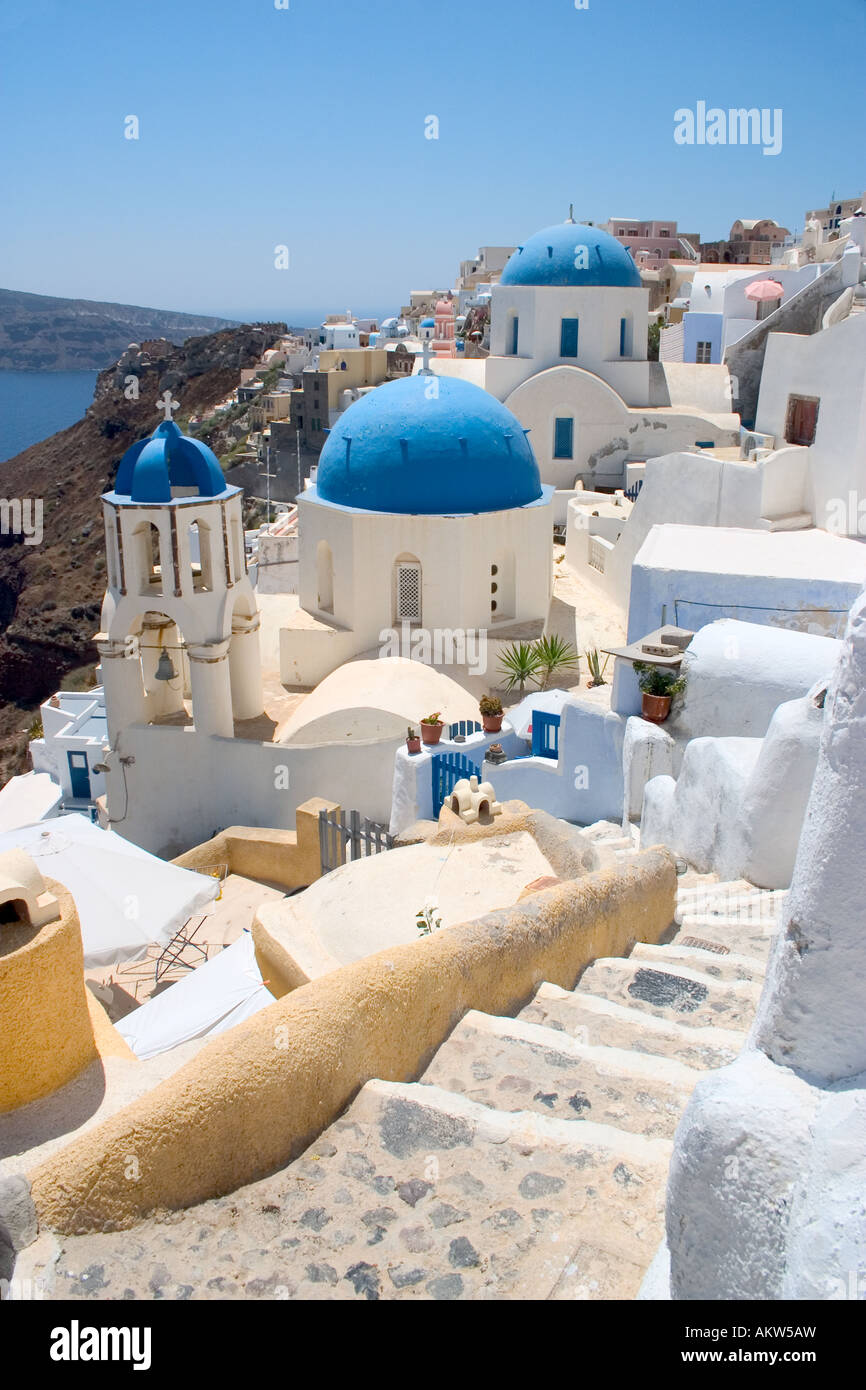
[604,219,699,270]
[30,688,109,814]
[806,193,863,237]
[700,218,790,265]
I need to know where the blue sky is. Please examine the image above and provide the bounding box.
[1,0,863,325]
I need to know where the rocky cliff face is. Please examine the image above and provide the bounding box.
[0,322,285,784]
[0,287,238,371]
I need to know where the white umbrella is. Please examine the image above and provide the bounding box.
[507,688,573,742]
[116,931,273,1060]
[0,814,218,969]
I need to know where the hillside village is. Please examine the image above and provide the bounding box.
[2,191,866,1306]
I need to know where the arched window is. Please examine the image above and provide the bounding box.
[394,554,422,624]
[136,522,163,596]
[316,539,334,613]
[189,520,214,592]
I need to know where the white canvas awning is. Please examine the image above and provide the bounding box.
[116,931,274,1060]
[0,814,219,969]
[0,772,62,831]
[507,689,572,742]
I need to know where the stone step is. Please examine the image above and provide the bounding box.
[763,511,814,532]
[46,1080,672,1303]
[519,983,745,1070]
[628,940,766,985]
[674,881,783,960]
[574,956,762,1033]
[419,1010,700,1139]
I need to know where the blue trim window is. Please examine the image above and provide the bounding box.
[560,317,579,357]
[620,317,628,356]
[553,417,573,459]
[509,315,520,355]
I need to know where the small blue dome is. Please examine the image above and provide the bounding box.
[501,221,642,289]
[316,375,543,515]
[420,317,435,328]
[113,421,228,503]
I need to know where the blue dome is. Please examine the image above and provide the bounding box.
[420,317,435,328]
[113,421,228,503]
[500,221,642,289]
[316,375,543,515]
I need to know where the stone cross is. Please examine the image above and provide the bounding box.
[157,390,180,422]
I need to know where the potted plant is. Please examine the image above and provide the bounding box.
[633,661,687,724]
[479,694,504,733]
[420,711,445,746]
[486,742,507,765]
[406,725,421,755]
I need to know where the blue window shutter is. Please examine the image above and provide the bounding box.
[553,418,574,459]
[560,317,579,357]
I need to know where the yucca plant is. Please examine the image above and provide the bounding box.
[498,641,542,694]
[534,634,580,689]
[585,647,610,687]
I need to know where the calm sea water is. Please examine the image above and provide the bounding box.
[0,369,98,464]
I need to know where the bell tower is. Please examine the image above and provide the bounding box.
[97,405,264,744]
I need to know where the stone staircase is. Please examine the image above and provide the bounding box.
[23,860,782,1304]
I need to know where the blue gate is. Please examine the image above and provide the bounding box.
[447,719,483,740]
[432,751,481,816]
[531,711,560,760]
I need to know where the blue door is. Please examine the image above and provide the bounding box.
[531,712,561,760]
[67,752,91,800]
[431,752,482,816]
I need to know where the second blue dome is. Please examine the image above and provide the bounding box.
[500,221,642,289]
[316,375,543,515]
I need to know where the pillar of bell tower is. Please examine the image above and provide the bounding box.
[229,613,265,721]
[187,639,234,737]
[97,636,147,743]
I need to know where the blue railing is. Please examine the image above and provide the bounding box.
[624,479,644,503]
[432,751,482,816]
[448,719,483,740]
[531,711,560,760]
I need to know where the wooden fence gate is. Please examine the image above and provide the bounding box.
[318,807,395,875]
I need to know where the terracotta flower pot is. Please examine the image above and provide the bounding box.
[481,713,504,734]
[642,692,672,724]
[420,721,444,746]
[406,736,422,754]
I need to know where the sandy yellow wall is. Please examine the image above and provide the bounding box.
[0,881,98,1113]
[30,848,675,1234]
[172,798,335,893]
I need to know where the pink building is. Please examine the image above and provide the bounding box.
[604,219,697,270]
[433,297,457,358]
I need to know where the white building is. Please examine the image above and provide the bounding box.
[423,217,740,501]
[30,688,109,813]
[281,373,554,686]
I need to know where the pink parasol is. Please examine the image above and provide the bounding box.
[745,279,784,302]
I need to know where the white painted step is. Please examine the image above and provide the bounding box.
[629,940,766,985]
[575,956,762,1032]
[420,1009,700,1139]
[45,1078,672,1303]
[519,983,745,1071]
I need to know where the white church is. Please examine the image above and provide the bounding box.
[429,215,740,498]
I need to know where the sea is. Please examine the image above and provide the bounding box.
[0,369,98,464]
